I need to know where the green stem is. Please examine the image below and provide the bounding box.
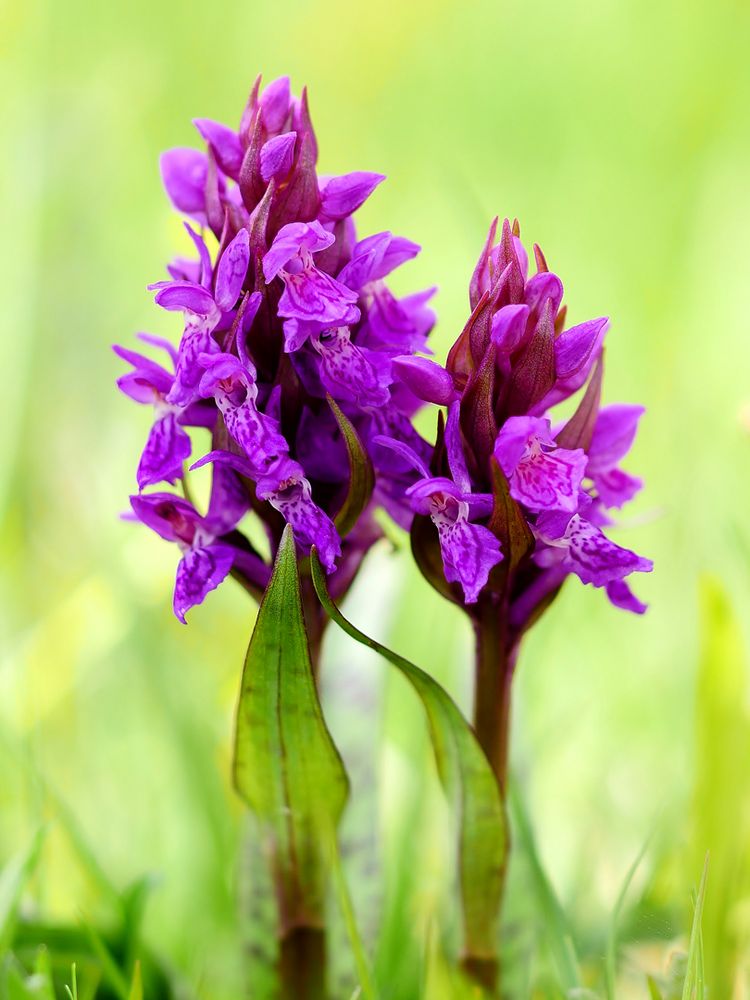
[278,927,327,1000]
[473,599,516,795]
[463,598,517,994]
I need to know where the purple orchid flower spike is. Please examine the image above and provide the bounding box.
[374,219,654,967]
[118,75,439,641]
[407,218,652,621]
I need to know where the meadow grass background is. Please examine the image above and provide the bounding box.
[2,0,750,995]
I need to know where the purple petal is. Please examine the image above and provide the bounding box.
[554,317,608,382]
[260,131,296,182]
[336,232,391,290]
[193,118,243,177]
[372,435,430,479]
[296,406,350,483]
[563,515,653,586]
[153,281,218,317]
[511,448,586,513]
[183,224,213,288]
[136,332,179,365]
[258,467,341,571]
[277,268,360,328]
[592,467,643,509]
[190,448,257,478]
[263,221,335,281]
[494,416,552,475]
[606,579,648,615]
[491,304,530,355]
[432,499,503,604]
[406,476,462,512]
[513,236,529,280]
[113,345,173,400]
[259,76,291,132]
[495,416,586,513]
[588,404,646,472]
[370,234,420,279]
[445,402,471,494]
[129,492,199,544]
[205,464,251,534]
[319,172,386,220]
[166,328,220,407]
[524,271,564,318]
[470,217,499,307]
[174,543,235,623]
[214,229,250,312]
[312,328,391,407]
[365,285,436,354]
[137,413,192,489]
[341,232,420,288]
[222,401,290,477]
[392,356,455,405]
[197,351,247,394]
[160,148,219,216]
[281,318,319,353]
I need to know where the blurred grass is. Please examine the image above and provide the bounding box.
[2,0,750,995]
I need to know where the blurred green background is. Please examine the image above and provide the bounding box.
[2,0,750,996]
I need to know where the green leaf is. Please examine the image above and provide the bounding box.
[310,552,506,962]
[508,780,581,992]
[682,854,709,1000]
[326,831,378,1000]
[65,963,78,1000]
[233,526,349,929]
[127,961,142,1000]
[690,578,750,997]
[647,975,665,1000]
[605,834,652,1000]
[0,828,46,954]
[328,396,374,537]
[0,949,56,1000]
[82,922,130,1000]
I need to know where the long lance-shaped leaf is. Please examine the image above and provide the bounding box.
[310,551,506,961]
[233,526,349,932]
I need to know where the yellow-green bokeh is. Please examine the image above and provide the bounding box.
[2,0,750,995]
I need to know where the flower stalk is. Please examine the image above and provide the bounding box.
[473,597,517,795]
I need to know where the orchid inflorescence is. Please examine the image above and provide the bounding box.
[389,217,653,632]
[115,74,654,996]
[116,74,650,629]
[115,75,436,622]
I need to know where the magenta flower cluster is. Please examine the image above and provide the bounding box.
[115,75,435,622]
[388,219,652,621]
[116,78,651,626]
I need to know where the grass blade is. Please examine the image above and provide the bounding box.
[605,834,652,999]
[0,828,46,954]
[508,780,581,991]
[327,831,378,1000]
[682,854,709,1000]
